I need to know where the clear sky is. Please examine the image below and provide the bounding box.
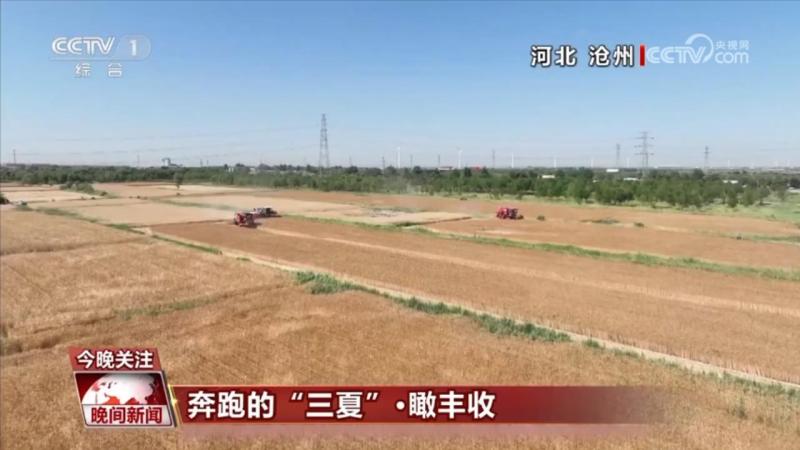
[1,1,798,168]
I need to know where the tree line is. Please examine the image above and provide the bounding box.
[2,164,797,208]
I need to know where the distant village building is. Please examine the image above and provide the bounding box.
[160,157,181,168]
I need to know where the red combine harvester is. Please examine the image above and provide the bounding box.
[233,211,256,227]
[496,207,523,220]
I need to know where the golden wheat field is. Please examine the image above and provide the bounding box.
[151,218,800,383]
[1,209,799,449]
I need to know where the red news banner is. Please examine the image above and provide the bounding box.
[172,385,660,425]
[69,347,663,431]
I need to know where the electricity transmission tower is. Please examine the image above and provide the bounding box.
[634,131,654,171]
[615,143,621,168]
[318,114,329,170]
[704,145,711,170]
[491,149,496,169]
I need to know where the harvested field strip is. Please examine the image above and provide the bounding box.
[148,230,800,393]
[170,218,800,313]
[426,217,800,270]
[150,221,800,383]
[270,228,800,319]
[417,228,800,282]
[293,214,800,282]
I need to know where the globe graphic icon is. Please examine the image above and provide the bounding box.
[81,373,157,405]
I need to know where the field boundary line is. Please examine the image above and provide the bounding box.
[146,230,800,392]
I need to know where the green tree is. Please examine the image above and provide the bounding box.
[741,187,757,206]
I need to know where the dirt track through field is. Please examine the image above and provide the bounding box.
[152,219,800,383]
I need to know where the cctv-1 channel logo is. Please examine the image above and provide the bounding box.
[51,35,151,60]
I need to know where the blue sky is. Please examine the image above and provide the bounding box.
[1,1,798,168]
